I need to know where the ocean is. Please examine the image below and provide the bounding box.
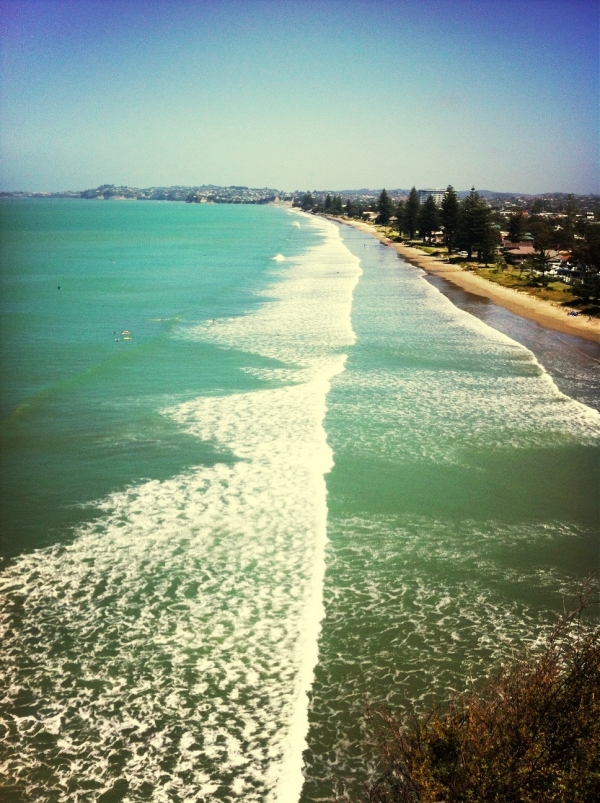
[0,200,598,802]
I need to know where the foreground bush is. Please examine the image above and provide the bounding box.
[363,588,599,803]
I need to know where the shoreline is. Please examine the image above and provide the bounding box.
[332,217,600,344]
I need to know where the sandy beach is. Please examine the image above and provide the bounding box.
[335,217,600,344]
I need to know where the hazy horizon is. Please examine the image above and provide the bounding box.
[4,182,599,197]
[1,0,598,195]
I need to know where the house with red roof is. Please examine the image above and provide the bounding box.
[503,241,536,264]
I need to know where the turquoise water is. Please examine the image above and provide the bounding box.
[0,201,598,802]
[1,200,307,559]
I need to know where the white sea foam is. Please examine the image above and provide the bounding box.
[414,265,600,415]
[327,247,600,466]
[189,216,361,372]
[0,214,361,802]
[331,363,600,466]
[301,513,592,799]
[300,232,600,799]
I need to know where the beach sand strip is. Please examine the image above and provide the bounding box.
[334,217,600,344]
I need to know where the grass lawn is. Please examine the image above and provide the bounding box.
[475,267,577,305]
[362,223,596,315]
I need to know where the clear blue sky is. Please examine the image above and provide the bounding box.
[1,0,598,193]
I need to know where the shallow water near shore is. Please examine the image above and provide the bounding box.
[299,224,599,800]
[423,273,600,412]
[0,202,598,802]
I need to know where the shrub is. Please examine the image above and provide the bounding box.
[361,584,599,803]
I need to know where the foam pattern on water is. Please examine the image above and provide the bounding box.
[332,241,600,464]
[0,215,361,802]
[301,513,594,801]
[186,216,360,372]
[299,230,600,801]
[328,365,600,464]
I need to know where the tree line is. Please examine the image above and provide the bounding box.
[380,186,499,263]
[297,186,500,263]
[296,186,600,271]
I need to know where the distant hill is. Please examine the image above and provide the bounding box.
[2,185,597,205]
[1,184,289,204]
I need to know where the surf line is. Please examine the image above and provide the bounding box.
[186,211,363,801]
[83,211,362,801]
[272,214,362,802]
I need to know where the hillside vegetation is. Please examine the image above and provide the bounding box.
[354,585,599,803]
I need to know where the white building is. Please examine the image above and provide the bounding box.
[418,188,446,206]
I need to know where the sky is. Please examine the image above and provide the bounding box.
[1,0,598,194]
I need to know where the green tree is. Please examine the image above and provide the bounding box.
[571,268,600,308]
[572,224,600,270]
[418,195,440,244]
[564,192,579,240]
[440,186,460,254]
[300,192,314,211]
[405,187,420,240]
[548,194,579,250]
[532,250,552,285]
[479,222,499,265]
[569,225,600,309]
[324,193,333,211]
[528,217,552,251]
[377,188,394,225]
[507,211,526,242]
[527,217,554,284]
[531,198,545,214]
[333,194,343,214]
[345,198,356,218]
[458,188,496,262]
[394,200,406,236]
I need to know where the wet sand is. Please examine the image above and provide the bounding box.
[336,218,600,344]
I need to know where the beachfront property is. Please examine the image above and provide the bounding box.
[418,188,446,206]
[502,240,536,264]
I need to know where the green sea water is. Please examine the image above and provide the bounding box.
[301,225,600,800]
[0,201,598,802]
[0,200,300,559]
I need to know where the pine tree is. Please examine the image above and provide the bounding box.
[560,194,578,248]
[405,187,420,240]
[507,211,526,243]
[377,189,394,224]
[418,195,440,244]
[440,185,460,254]
[325,193,333,211]
[300,192,314,211]
[394,200,406,235]
[458,188,495,262]
[479,221,499,265]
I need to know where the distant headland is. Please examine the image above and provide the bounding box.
[0,184,284,204]
[1,184,598,211]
